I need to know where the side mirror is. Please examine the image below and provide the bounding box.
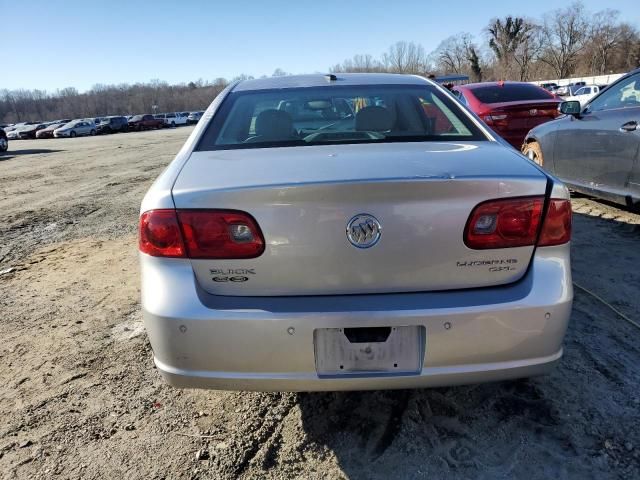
[559,101,581,116]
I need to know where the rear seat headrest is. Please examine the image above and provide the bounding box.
[355,106,393,132]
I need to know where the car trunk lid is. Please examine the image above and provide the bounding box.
[172,141,548,296]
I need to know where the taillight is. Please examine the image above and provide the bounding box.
[483,113,509,129]
[139,210,185,257]
[139,209,265,259]
[484,114,508,123]
[465,197,544,249]
[177,210,264,259]
[464,197,571,249]
[538,199,572,246]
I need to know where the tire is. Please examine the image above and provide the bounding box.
[171,121,176,128]
[90,129,96,136]
[70,131,77,138]
[522,141,544,167]
[0,137,8,152]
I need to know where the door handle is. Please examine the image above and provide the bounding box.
[620,121,638,132]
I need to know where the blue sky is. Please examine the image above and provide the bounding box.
[3,0,638,92]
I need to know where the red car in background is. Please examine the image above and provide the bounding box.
[128,114,164,131]
[453,82,561,149]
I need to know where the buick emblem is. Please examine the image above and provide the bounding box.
[529,109,538,116]
[346,214,381,248]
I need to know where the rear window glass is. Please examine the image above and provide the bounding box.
[197,84,485,151]
[470,84,553,104]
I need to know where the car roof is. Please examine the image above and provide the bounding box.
[232,73,430,92]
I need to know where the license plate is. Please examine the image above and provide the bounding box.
[314,326,425,376]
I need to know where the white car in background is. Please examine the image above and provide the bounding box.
[564,85,604,107]
[154,112,188,128]
[6,127,26,140]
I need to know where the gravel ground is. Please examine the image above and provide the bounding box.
[1,128,639,479]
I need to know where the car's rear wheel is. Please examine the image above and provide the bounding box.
[90,129,96,136]
[523,141,544,167]
[70,131,77,138]
[0,137,8,152]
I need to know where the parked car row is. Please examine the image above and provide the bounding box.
[0,111,206,152]
[539,81,608,100]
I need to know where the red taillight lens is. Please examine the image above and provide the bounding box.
[139,209,265,259]
[483,113,508,127]
[139,210,185,257]
[538,199,572,246]
[464,197,544,249]
[177,210,264,259]
[465,197,572,249]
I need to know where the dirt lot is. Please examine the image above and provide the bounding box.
[1,128,640,479]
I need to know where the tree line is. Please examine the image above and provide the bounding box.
[2,1,638,124]
[0,78,229,124]
[332,2,639,82]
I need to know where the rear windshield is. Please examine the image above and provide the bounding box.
[196,84,485,151]
[470,84,553,104]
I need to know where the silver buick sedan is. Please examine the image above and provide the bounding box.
[139,73,573,392]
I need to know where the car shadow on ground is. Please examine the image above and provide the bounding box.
[0,148,63,161]
[296,378,568,479]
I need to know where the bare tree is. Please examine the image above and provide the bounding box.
[539,2,589,78]
[613,23,640,72]
[434,34,473,74]
[0,80,229,124]
[466,44,483,82]
[513,26,543,81]
[587,10,626,74]
[382,41,428,74]
[331,54,385,73]
[487,16,539,80]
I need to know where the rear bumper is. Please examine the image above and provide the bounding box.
[141,245,573,392]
